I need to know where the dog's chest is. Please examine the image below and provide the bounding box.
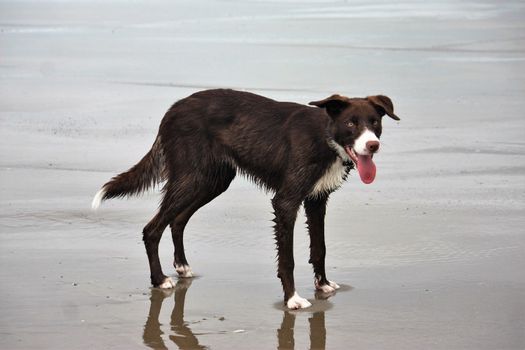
[309,158,351,198]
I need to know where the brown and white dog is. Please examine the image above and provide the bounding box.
[92,89,400,309]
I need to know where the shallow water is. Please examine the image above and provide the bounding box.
[1,0,525,349]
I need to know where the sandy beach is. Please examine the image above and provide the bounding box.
[1,0,524,349]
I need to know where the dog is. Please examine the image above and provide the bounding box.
[92,89,400,309]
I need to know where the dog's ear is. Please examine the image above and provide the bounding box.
[309,94,350,118]
[366,95,400,121]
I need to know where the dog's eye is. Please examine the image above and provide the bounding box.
[372,120,379,126]
[347,122,354,127]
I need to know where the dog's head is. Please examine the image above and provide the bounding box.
[309,94,400,184]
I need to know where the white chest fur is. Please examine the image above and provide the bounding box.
[309,158,349,198]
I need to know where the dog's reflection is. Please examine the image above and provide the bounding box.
[143,278,207,350]
[144,279,332,350]
[279,283,354,350]
[277,292,329,350]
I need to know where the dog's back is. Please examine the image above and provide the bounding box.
[157,89,334,191]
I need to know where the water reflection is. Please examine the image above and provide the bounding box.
[144,278,342,350]
[277,292,331,350]
[143,279,207,350]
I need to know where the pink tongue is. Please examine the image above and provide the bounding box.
[357,155,376,184]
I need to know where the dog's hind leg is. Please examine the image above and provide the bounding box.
[142,173,207,288]
[304,196,340,294]
[143,208,173,289]
[170,206,195,278]
[170,165,236,278]
[272,192,312,309]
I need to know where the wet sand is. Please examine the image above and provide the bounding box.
[1,0,525,349]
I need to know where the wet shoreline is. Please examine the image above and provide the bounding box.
[2,0,525,348]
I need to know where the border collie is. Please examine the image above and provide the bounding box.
[92,89,400,309]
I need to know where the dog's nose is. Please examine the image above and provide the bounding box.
[366,140,380,153]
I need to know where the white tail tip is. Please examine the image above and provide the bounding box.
[91,188,106,210]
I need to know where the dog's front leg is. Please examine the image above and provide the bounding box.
[304,196,340,294]
[272,194,312,309]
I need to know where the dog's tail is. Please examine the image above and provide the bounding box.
[91,137,165,210]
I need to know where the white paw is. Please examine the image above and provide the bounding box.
[328,280,340,289]
[315,278,340,293]
[175,264,194,278]
[317,284,336,293]
[158,277,175,289]
[286,292,312,310]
